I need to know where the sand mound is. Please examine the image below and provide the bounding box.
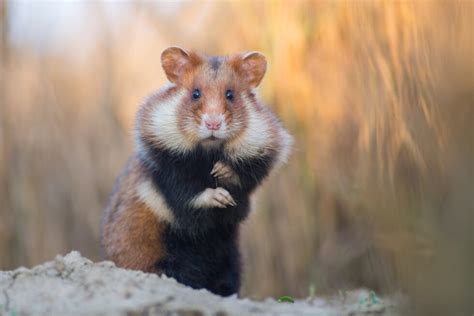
[0,251,395,315]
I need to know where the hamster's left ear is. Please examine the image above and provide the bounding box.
[233,52,267,88]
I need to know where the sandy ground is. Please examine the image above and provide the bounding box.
[0,251,399,316]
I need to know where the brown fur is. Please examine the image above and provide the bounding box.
[101,155,165,272]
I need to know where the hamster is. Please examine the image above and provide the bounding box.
[100,47,293,296]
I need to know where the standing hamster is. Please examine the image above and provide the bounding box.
[100,47,293,296]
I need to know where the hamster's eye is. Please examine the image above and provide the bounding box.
[225,89,234,101]
[192,89,201,100]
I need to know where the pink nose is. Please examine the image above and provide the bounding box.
[205,120,222,131]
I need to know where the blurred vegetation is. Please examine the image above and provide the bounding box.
[0,1,472,314]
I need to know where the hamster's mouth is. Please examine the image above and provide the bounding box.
[203,132,226,141]
[197,128,229,143]
[203,135,224,143]
[200,135,225,148]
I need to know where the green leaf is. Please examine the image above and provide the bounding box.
[277,295,295,303]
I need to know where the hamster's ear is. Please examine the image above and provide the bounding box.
[161,47,201,84]
[233,52,267,88]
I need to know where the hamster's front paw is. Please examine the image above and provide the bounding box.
[211,161,240,186]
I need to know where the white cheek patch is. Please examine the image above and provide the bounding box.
[224,92,293,168]
[225,93,273,161]
[137,179,175,223]
[147,89,194,153]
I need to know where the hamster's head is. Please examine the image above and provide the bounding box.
[160,47,267,149]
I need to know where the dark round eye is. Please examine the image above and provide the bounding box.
[225,89,234,101]
[192,89,201,100]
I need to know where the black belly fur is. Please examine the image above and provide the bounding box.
[156,224,241,296]
[139,141,275,296]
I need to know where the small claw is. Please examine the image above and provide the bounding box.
[211,162,222,175]
[223,196,233,205]
[213,198,227,208]
[224,194,237,207]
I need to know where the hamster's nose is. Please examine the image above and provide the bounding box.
[205,119,222,131]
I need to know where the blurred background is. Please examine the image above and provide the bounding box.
[0,0,472,313]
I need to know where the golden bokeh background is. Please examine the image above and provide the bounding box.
[0,1,472,313]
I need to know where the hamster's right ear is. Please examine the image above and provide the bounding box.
[161,47,201,84]
[231,51,267,88]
